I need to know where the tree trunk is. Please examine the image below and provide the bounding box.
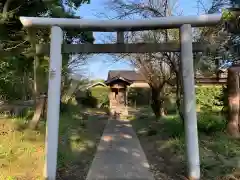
[227,67,240,138]
[29,96,45,129]
[29,55,42,129]
[33,56,39,101]
[227,91,240,137]
[176,98,184,123]
[28,29,45,129]
[176,74,185,125]
[151,88,165,120]
[23,71,29,100]
[61,80,79,104]
[42,95,48,120]
[3,0,14,14]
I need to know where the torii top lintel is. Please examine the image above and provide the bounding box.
[19,14,222,32]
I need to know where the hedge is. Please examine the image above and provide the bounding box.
[195,85,222,110]
[89,87,110,107]
[82,85,223,110]
[128,87,151,106]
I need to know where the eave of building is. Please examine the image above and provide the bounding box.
[105,76,133,86]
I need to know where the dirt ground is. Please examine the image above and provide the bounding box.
[1,106,239,180]
[129,108,240,180]
[56,109,108,180]
[134,122,187,180]
[0,107,108,180]
[139,130,240,180]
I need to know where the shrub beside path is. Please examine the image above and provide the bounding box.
[86,118,154,180]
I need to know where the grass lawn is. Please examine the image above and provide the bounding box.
[0,106,108,180]
[0,118,45,180]
[129,107,240,180]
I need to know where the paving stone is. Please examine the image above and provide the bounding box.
[86,119,155,180]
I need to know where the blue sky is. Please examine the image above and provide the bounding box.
[76,0,209,80]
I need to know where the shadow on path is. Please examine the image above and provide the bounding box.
[56,108,108,180]
[86,117,154,180]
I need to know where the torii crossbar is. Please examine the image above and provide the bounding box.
[20,14,222,180]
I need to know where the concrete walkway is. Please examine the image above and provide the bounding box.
[86,119,155,180]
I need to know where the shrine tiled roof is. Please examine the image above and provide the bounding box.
[107,70,146,82]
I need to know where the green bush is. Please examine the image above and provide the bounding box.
[161,115,184,138]
[76,87,109,108]
[20,107,34,119]
[81,85,224,112]
[90,87,109,107]
[127,85,223,110]
[215,85,228,117]
[76,90,98,108]
[195,85,222,110]
[197,112,227,134]
[159,113,226,138]
[128,87,151,106]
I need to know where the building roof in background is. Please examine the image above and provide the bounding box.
[105,76,133,85]
[86,82,107,89]
[106,70,146,82]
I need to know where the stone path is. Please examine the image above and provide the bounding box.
[86,118,155,180]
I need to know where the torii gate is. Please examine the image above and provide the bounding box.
[20,14,222,180]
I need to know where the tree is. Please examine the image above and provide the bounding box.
[198,0,240,137]
[104,0,185,120]
[0,0,94,129]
